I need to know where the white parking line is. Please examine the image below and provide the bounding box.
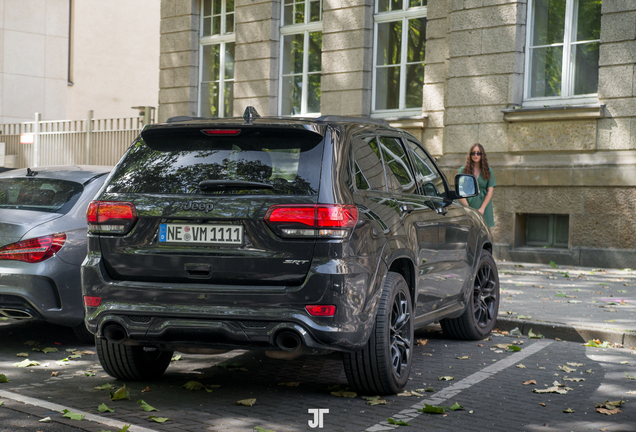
[366,340,554,431]
[0,389,159,432]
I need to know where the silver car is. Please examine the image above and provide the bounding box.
[0,165,112,342]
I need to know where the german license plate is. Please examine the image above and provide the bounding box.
[159,223,243,245]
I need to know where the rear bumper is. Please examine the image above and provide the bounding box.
[81,252,381,353]
[0,258,84,327]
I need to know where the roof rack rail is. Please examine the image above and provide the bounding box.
[315,115,390,126]
[166,116,207,123]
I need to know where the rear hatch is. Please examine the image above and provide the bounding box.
[97,124,326,286]
[0,178,83,247]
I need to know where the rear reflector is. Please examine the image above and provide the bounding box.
[0,233,66,263]
[264,204,358,239]
[87,201,138,234]
[306,305,336,317]
[201,129,241,136]
[84,296,102,307]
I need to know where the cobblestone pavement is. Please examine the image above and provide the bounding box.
[1,320,635,431]
[496,263,636,347]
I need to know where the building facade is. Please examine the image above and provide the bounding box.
[159,0,635,268]
[0,0,161,123]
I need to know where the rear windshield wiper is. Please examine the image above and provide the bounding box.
[198,180,274,191]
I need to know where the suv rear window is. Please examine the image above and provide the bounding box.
[0,178,84,213]
[107,127,324,195]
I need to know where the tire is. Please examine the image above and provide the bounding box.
[72,322,96,345]
[96,338,173,381]
[441,250,499,340]
[343,272,414,395]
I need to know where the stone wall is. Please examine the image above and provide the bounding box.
[159,0,199,122]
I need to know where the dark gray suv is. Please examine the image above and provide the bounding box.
[81,108,499,395]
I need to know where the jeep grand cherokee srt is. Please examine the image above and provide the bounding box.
[81,108,499,395]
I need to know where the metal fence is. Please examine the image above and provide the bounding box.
[0,109,154,168]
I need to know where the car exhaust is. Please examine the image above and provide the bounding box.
[275,331,302,351]
[102,323,129,343]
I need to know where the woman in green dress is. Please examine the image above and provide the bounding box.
[458,143,496,228]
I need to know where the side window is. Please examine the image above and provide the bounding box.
[405,140,446,197]
[352,136,387,191]
[378,136,416,194]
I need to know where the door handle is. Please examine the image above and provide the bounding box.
[400,204,414,214]
[436,206,448,216]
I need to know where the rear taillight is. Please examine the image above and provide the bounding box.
[201,129,241,136]
[306,305,336,317]
[84,296,102,307]
[87,201,138,234]
[0,233,66,263]
[264,204,358,239]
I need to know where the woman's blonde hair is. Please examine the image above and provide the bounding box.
[463,143,491,180]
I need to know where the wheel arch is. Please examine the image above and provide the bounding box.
[387,256,416,307]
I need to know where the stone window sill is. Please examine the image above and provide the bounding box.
[385,116,428,129]
[501,104,604,122]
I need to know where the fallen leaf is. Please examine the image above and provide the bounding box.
[563,408,575,413]
[235,398,257,407]
[141,386,151,392]
[532,386,568,394]
[138,400,158,412]
[331,390,357,398]
[528,329,544,339]
[24,341,41,346]
[539,403,546,407]
[416,339,428,346]
[449,402,464,411]
[421,353,432,356]
[597,408,621,415]
[171,354,182,361]
[516,364,526,369]
[563,377,585,382]
[61,409,85,421]
[424,387,435,392]
[584,340,611,348]
[419,404,446,414]
[98,403,114,413]
[254,427,276,432]
[94,383,113,390]
[278,382,300,387]
[148,415,170,423]
[367,399,387,405]
[625,373,636,380]
[13,359,39,367]
[620,361,629,365]
[456,356,470,360]
[0,374,8,383]
[109,385,130,401]
[41,347,58,354]
[39,417,51,422]
[523,380,537,385]
[387,418,409,426]
[182,381,213,392]
[16,352,28,357]
[438,376,454,381]
[566,362,584,367]
[558,365,576,373]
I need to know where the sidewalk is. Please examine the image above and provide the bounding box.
[494,261,636,348]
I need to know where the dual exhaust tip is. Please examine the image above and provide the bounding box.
[102,323,304,352]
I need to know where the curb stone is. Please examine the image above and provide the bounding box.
[496,317,636,348]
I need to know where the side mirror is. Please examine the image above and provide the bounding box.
[447,173,479,200]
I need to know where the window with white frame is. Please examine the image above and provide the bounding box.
[199,0,235,118]
[524,0,601,106]
[372,0,427,116]
[279,0,322,116]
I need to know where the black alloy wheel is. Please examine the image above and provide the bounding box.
[343,272,414,395]
[473,260,498,328]
[440,250,500,340]
[390,290,411,377]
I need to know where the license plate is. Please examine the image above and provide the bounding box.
[159,223,243,245]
